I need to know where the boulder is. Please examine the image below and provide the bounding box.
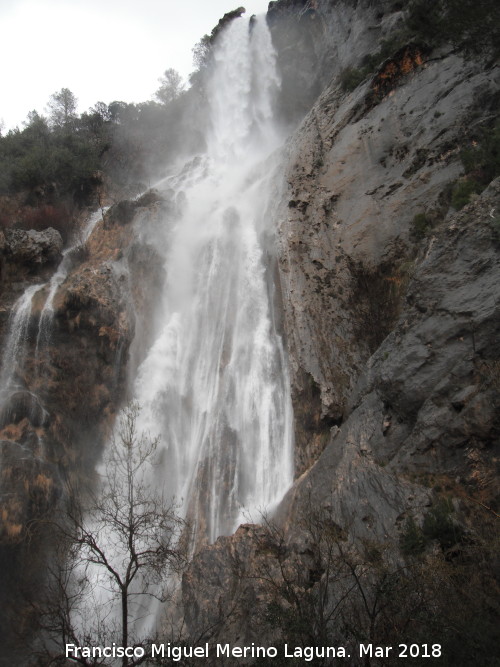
[3,227,63,267]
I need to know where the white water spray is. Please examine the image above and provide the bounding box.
[0,284,43,408]
[133,16,294,545]
[0,209,103,444]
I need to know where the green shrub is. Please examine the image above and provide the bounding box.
[400,498,464,556]
[451,178,482,210]
[411,212,433,239]
[422,497,464,551]
[407,0,500,58]
[400,516,426,555]
[340,67,366,92]
[460,119,500,184]
[341,35,409,92]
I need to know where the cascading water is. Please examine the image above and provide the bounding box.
[0,284,44,412]
[0,13,294,648]
[0,210,103,444]
[133,15,294,546]
[35,210,103,357]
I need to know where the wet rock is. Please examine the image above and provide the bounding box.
[104,199,138,227]
[3,227,63,267]
[182,184,500,647]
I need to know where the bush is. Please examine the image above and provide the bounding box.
[411,212,433,239]
[340,67,366,92]
[451,178,482,210]
[340,36,409,92]
[400,498,465,556]
[407,0,500,58]
[400,516,426,555]
[422,497,464,551]
[460,119,500,184]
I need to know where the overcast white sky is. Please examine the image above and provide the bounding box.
[0,0,270,130]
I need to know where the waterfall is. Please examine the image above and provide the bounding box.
[0,14,294,648]
[36,209,103,357]
[0,210,103,442]
[0,284,44,412]
[133,15,294,546]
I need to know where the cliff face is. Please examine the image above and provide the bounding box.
[181,0,500,652]
[0,192,169,658]
[279,50,498,473]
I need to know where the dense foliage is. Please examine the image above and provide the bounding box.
[407,0,500,59]
[0,89,205,205]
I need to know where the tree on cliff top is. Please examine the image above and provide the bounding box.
[155,68,184,106]
[47,87,78,129]
[34,403,186,666]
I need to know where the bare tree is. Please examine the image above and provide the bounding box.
[249,506,428,667]
[34,403,185,666]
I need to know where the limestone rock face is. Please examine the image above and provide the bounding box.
[278,52,498,472]
[283,179,500,527]
[268,0,405,124]
[181,179,500,656]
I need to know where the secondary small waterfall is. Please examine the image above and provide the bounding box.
[0,211,102,437]
[133,15,294,546]
[35,210,102,357]
[0,284,43,412]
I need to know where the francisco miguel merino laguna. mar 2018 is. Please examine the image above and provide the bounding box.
[65,642,444,661]
[65,643,347,661]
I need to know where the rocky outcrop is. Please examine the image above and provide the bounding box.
[210,6,247,43]
[268,0,406,124]
[0,228,63,299]
[181,177,500,660]
[0,192,169,531]
[284,177,500,526]
[1,227,63,267]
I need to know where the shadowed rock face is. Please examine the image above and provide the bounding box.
[0,228,64,306]
[2,228,63,268]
